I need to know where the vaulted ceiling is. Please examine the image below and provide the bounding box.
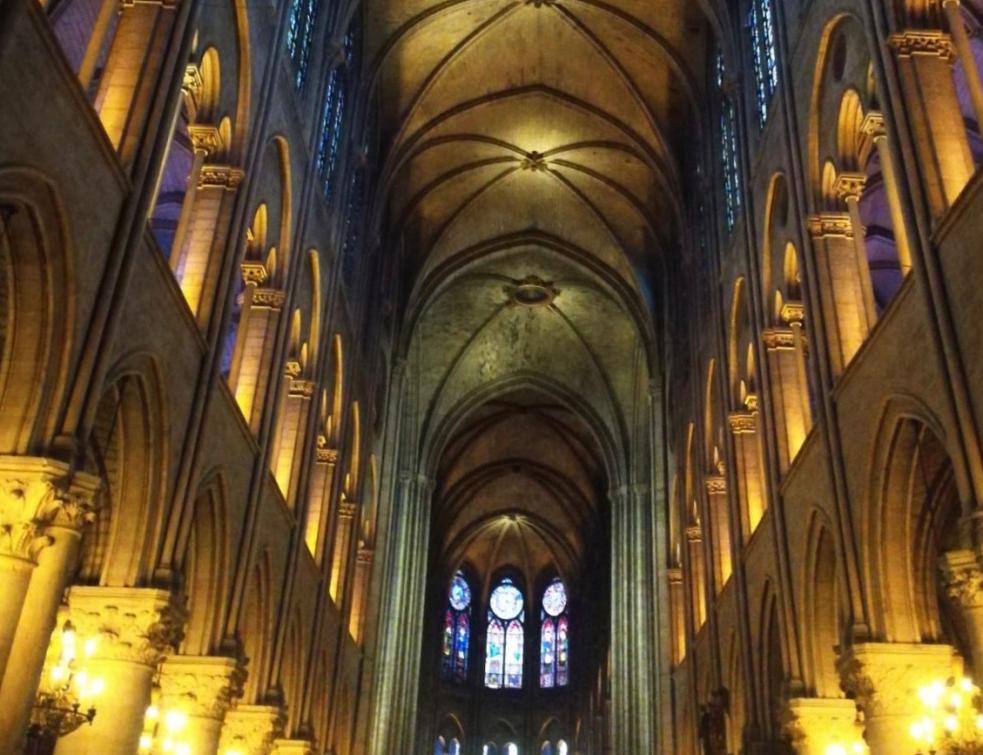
[363,0,713,574]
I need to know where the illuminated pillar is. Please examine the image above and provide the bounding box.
[704,476,732,592]
[54,587,183,755]
[348,546,373,643]
[808,213,868,374]
[0,459,99,752]
[667,567,686,665]
[271,376,315,507]
[763,318,811,472]
[684,525,707,630]
[165,123,221,274]
[834,172,879,330]
[888,31,974,218]
[838,642,960,753]
[304,442,337,561]
[941,549,983,673]
[219,704,285,755]
[94,0,176,167]
[728,410,766,539]
[176,166,245,319]
[785,698,863,755]
[861,113,915,275]
[329,500,357,604]
[158,655,242,755]
[944,0,983,134]
[228,277,284,433]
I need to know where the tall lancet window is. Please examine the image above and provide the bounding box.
[749,0,778,126]
[441,571,471,682]
[285,0,318,89]
[717,52,742,230]
[539,577,569,688]
[485,577,524,689]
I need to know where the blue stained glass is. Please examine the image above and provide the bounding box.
[442,571,471,682]
[286,0,318,89]
[450,573,471,610]
[540,578,569,688]
[504,620,523,688]
[716,51,742,231]
[542,580,566,616]
[316,71,347,202]
[485,618,505,688]
[749,0,778,127]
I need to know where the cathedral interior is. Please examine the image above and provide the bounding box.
[5,0,983,752]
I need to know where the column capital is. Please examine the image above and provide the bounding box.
[288,378,316,399]
[837,642,961,720]
[685,524,703,543]
[834,172,867,203]
[0,456,100,563]
[784,697,863,754]
[252,288,286,309]
[188,124,222,157]
[704,475,727,495]
[667,566,683,585]
[219,704,286,755]
[199,165,245,190]
[315,437,338,465]
[780,301,806,327]
[889,29,957,63]
[861,111,887,140]
[241,262,268,286]
[159,655,244,720]
[338,500,358,518]
[808,213,853,240]
[762,327,796,351]
[940,549,983,608]
[65,586,185,667]
[728,410,758,434]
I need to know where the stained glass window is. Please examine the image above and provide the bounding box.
[448,739,461,755]
[557,741,568,755]
[749,0,778,127]
[342,168,366,284]
[286,0,318,89]
[485,578,524,688]
[316,68,347,202]
[441,571,471,682]
[540,578,569,688]
[716,52,742,231]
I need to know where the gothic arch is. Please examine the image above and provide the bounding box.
[0,167,74,454]
[239,548,276,702]
[800,509,846,698]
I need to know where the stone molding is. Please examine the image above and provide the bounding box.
[188,124,222,156]
[0,456,100,563]
[252,288,286,309]
[704,476,727,495]
[889,29,957,63]
[65,586,185,667]
[808,213,853,239]
[288,379,316,399]
[315,437,338,465]
[763,327,796,351]
[837,642,960,719]
[199,165,245,189]
[159,655,244,720]
[861,112,887,140]
[780,301,805,327]
[219,704,286,755]
[728,410,758,434]
[685,524,703,543]
[338,500,358,518]
[834,172,867,203]
[241,262,269,286]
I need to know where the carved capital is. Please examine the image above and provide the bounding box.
[252,288,285,309]
[219,704,286,755]
[338,501,358,519]
[315,437,339,465]
[0,456,100,563]
[834,172,866,204]
[65,587,185,667]
[728,410,757,434]
[940,549,983,608]
[159,655,244,720]
[356,547,374,565]
[685,524,703,543]
[780,301,806,327]
[284,360,302,380]
[783,697,863,751]
[861,112,887,140]
[667,566,683,585]
[763,327,796,350]
[188,124,222,157]
[889,29,956,63]
[241,262,268,286]
[704,475,727,496]
[837,642,960,720]
[808,212,854,240]
[182,63,203,101]
[288,378,316,399]
[199,165,245,190]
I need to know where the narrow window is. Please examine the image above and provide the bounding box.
[749,0,778,126]
[441,571,471,682]
[540,577,569,688]
[485,577,524,689]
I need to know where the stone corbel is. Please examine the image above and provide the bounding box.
[159,655,245,721]
[219,704,286,755]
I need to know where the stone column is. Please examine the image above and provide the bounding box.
[838,642,960,753]
[329,500,357,604]
[888,30,973,217]
[785,698,863,755]
[729,410,766,539]
[668,567,686,665]
[685,525,707,630]
[704,476,732,592]
[53,587,184,755]
[158,655,243,755]
[808,213,868,373]
[219,704,285,755]
[861,113,915,275]
[166,121,221,271]
[762,324,810,472]
[940,549,983,673]
[304,443,337,561]
[0,458,99,752]
[834,172,878,330]
[944,0,983,133]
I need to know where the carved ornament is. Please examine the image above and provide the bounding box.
[241,262,268,286]
[808,213,854,240]
[520,151,548,171]
[338,501,358,518]
[356,547,374,565]
[861,112,887,140]
[834,172,867,203]
[284,360,303,380]
[288,379,316,399]
[704,476,727,495]
[728,411,757,434]
[940,549,983,608]
[685,524,703,543]
[219,704,286,755]
[188,125,223,157]
[315,437,339,465]
[159,655,245,720]
[252,288,286,309]
[780,301,805,327]
[763,327,796,350]
[65,587,186,667]
[199,165,245,190]
[889,30,956,63]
